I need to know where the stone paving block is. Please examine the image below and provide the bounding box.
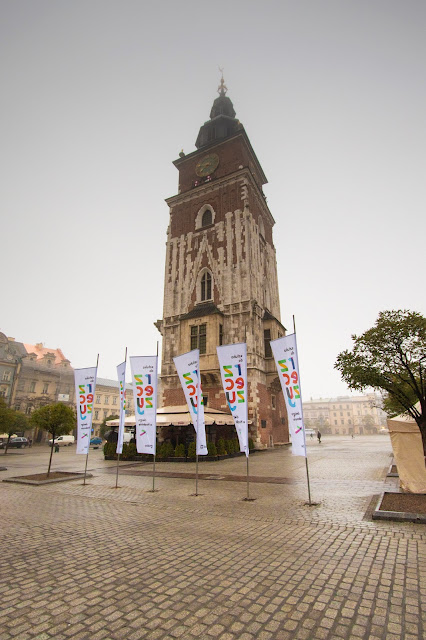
[0,438,424,640]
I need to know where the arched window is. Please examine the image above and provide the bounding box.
[195,204,216,229]
[201,271,212,301]
[202,208,212,227]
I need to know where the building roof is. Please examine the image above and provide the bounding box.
[96,377,133,391]
[195,77,241,150]
[180,302,223,320]
[24,343,68,365]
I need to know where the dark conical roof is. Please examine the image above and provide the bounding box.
[209,94,236,119]
[195,75,241,149]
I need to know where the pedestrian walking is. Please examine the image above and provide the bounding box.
[317,430,322,443]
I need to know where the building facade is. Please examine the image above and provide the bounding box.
[303,394,388,435]
[155,79,289,448]
[92,378,134,437]
[0,333,26,406]
[13,343,75,416]
[1,332,135,440]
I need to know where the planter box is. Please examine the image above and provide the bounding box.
[372,491,426,523]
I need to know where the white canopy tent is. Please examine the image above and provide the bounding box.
[106,405,237,428]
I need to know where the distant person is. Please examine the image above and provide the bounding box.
[310,431,314,439]
[317,430,322,444]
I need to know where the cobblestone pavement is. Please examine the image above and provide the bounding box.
[0,436,424,640]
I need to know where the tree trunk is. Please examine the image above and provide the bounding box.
[47,432,55,476]
[3,434,11,455]
[417,416,426,461]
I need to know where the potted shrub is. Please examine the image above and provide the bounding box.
[207,441,217,459]
[217,438,227,458]
[174,443,185,461]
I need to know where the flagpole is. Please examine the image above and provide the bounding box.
[244,329,251,501]
[195,371,199,496]
[151,342,159,492]
[246,454,250,500]
[83,353,99,486]
[115,347,127,489]
[293,316,312,506]
[194,354,203,496]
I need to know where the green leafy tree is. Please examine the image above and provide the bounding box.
[0,399,29,454]
[335,310,426,457]
[30,403,76,476]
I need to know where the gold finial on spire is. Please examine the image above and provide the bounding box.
[218,67,227,95]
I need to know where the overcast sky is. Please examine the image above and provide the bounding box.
[1,1,425,400]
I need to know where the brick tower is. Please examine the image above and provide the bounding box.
[155,77,289,448]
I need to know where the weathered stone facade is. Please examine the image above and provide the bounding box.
[156,85,289,448]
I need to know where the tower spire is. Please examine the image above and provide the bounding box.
[218,68,227,96]
[195,71,239,149]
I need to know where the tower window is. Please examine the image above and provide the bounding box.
[202,208,212,227]
[219,324,223,346]
[201,271,212,301]
[191,324,207,354]
[264,329,272,358]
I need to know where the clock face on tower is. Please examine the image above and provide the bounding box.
[195,153,219,177]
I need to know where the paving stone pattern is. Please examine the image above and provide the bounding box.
[0,436,424,640]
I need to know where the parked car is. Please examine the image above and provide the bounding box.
[48,435,75,447]
[90,437,103,448]
[1,437,29,449]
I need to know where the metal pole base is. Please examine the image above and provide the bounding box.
[146,489,160,493]
[242,497,256,502]
[304,501,320,506]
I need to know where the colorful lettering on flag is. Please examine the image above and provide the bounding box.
[130,355,158,455]
[74,367,97,455]
[270,334,306,457]
[173,350,208,456]
[217,343,249,457]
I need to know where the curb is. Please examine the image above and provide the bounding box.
[3,472,93,486]
[372,492,426,523]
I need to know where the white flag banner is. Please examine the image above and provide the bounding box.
[130,355,158,455]
[173,350,208,455]
[270,333,306,457]
[216,343,249,457]
[74,367,97,455]
[116,360,127,455]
